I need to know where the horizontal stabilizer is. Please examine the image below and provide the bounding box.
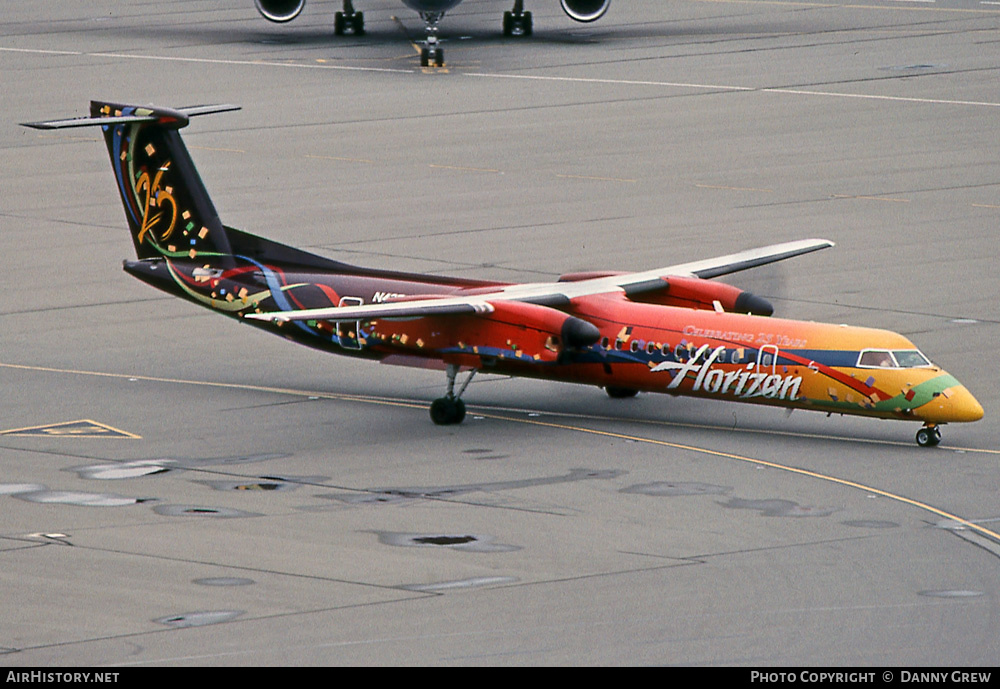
[22,104,240,130]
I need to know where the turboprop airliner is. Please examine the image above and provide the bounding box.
[22,101,984,446]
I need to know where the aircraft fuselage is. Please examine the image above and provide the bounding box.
[123,254,983,428]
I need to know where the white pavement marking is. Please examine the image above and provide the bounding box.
[4,46,999,109]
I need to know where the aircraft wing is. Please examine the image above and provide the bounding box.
[247,295,496,323]
[539,237,835,299]
[244,238,833,323]
[648,237,834,280]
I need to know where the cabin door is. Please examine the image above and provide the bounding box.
[335,296,363,350]
[756,344,779,374]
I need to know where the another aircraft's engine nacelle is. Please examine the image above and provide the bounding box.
[560,0,611,22]
[255,0,305,23]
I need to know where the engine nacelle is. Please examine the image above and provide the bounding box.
[560,0,611,22]
[631,276,775,317]
[255,0,305,23]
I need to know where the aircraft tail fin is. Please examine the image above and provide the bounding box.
[23,101,241,264]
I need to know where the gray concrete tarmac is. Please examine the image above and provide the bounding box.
[1,0,999,666]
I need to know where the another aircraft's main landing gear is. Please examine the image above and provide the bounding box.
[431,364,477,425]
[503,0,533,36]
[419,12,445,67]
[915,424,942,448]
[334,0,364,35]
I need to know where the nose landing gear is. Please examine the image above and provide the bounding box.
[915,424,942,448]
[419,12,445,67]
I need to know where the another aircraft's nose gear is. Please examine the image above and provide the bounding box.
[421,35,444,67]
[915,424,942,447]
[334,0,365,35]
[419,12,445,66]
[503,0,533,36]
[432,364,477,425]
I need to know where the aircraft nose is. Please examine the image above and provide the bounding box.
[920,383,984,423]
[952,386,985,423]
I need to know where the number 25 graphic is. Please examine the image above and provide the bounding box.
[136,166,178,245]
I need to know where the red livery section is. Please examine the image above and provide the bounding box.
[22,102,983,446]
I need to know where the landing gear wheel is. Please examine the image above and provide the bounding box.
[334,10,364,35]
[502,10,533,36]
[915,425,942,448]
[431,397,466,425]
[420,48,444,67]
[421,38,444,67]
[605,386,639,399]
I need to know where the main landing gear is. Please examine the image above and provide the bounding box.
[503,1,533,36]
[333,0,364,35]
[915,424,942,448]
[431,364,477,425]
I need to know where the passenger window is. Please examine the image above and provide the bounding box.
[858,350,896,368]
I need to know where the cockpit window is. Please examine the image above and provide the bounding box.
[857,349,932,369]
[892,350,931,368]
[858,349,896,368]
